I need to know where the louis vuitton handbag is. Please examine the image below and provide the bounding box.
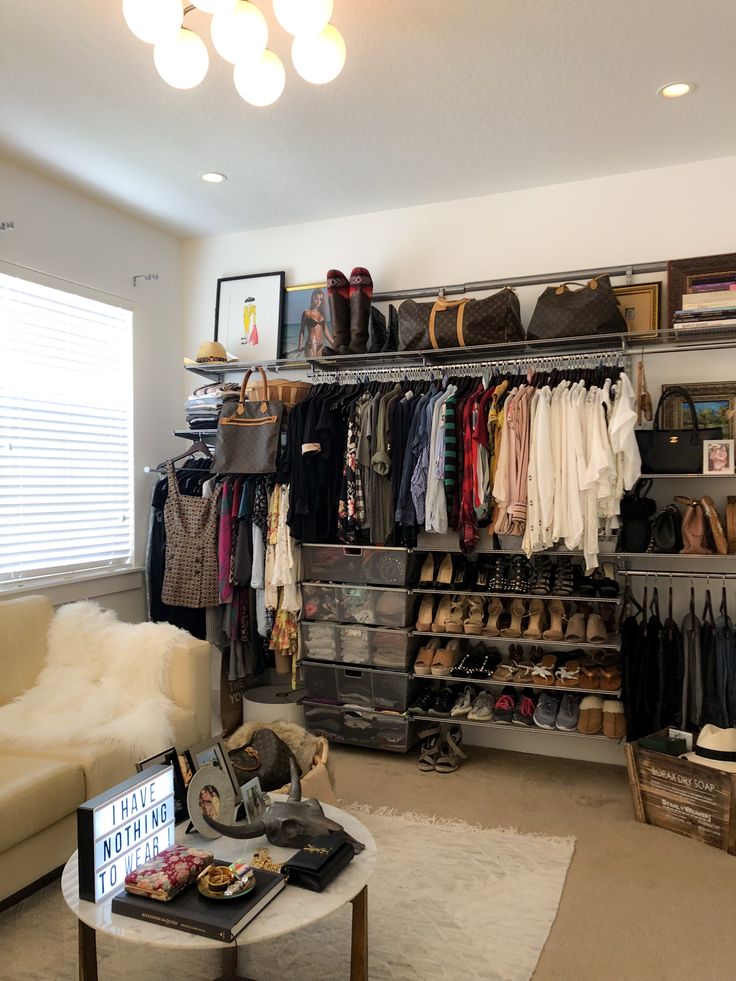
[213,367,284,475]
[398,288,523,351]
[527,275,626,339]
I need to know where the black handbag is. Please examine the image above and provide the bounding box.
[398,288,523,351]
[618,478,656,553]
[212,367,284,475]
[281,833,354,892]
[647,504,683,554]
[636,386,722,474]
[527,275,626,340]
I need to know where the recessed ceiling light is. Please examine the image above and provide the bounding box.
[657,82,695,99]
[200,172,227,183]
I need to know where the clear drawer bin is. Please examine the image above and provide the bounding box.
[303,701,417,754]
[301,545,419,587]
[302,662,414,712]
[300,622,413,670]
[301,583,415,629]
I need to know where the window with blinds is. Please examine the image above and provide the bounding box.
[0,271,134,584]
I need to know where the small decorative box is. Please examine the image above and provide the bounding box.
[123,844,213,902]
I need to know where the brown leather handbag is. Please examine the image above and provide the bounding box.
[212,366,284,474]
[527,275,626,339]
[675,496,712,555]
[397,288,523,351]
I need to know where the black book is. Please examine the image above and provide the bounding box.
[281,833,355,892]
[111,864,286,942]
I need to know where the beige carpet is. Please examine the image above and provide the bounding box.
[0,808,573,981]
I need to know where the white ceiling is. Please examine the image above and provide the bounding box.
[2,0,736,239]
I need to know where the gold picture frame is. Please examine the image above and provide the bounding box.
[661,381,736,438]
[613,282,661,338]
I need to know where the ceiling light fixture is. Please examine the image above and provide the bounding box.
[657,81,695,99]
[124,0,346,106]
[200,172,228,183]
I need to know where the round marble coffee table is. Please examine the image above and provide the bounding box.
[61,802,376,981]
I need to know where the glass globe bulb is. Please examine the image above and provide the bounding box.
[211,1,268,65]
[192,0,237,13]
[123,0,183,45]
[233,50,286,106]
[291,24,345,84]
[154,28,209,89]
[273,0,333,36]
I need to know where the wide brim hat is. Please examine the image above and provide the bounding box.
[184,340,238,366]
[683,724,736,773]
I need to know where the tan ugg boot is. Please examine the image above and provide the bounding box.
[577,695,603,734]
[603,700,626,739]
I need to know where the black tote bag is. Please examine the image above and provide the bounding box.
[213,367,284,474]
[636,386,721,474]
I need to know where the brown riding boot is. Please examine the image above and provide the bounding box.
[340,267,373,354]
[322,269,350,355]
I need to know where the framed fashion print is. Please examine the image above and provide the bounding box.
[278,282,333,360]
[135,746,189,824]
[188,737,241,798]
[214,271,284,365]
[667,253,736,331]
[613,282,661,338]
[661,381,736,438]
[703,439,735,475]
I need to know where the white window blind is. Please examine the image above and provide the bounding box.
[0,271,134,584]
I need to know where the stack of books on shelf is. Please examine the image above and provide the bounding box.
[674,281,736,334]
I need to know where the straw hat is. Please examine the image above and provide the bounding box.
[184,340,237,366]
[683,724,736,773]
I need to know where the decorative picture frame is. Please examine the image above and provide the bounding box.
[185,764,237,840]
[703,439,735,475]
[188,737,241,799]
[241,775,268,820]
[612,282,661,338]
[214,271,285,365]
[661,381,736,438]
[667,253,736,331]
[278,282,333,360]
[135,746,188,825]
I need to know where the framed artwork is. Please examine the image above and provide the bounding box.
[188,737,241,798]
[135,746,189,825]
[241,776,268,820]
[661,381,736,438]
[667,253,736,331]
[278,282,334,360]
[613,282,661,337]
[214,271,285,364]
[185,764,237,839]
[703,439,735,475]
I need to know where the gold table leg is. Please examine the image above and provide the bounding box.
[350,886,368,981]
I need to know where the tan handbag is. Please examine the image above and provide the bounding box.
[675,496,712,555]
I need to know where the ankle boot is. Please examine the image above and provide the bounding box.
[322,269,350,355]
[366,306,386,353]
[381,303,399,352]
[340,267,373,355]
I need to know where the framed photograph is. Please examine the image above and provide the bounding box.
[661,381,736,438]
[188,737,241,799]
[241,776,268,821]
[214,271,285,365]
[703,439,735,475]
[185,764,237,839]
[135,746,189,825]
[613,282,661,337]
[667,253,736,331]
[278,282,333,360]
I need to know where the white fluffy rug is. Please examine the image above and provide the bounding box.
[0,601,185,758]
[0,807,574,981]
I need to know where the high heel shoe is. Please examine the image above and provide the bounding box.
[445,596,469,634]
[416,595,435,632]
[436,554,453,589]
[431,595,453,632]
[463,597,485,635]
[414,638,441,676]
[542,600,566,641]
[565,611,586,643]
[482,598,504,637]
[500,598,526,638]
[418,554,436,587]
[523,598,548,639]
[431,639,461,677]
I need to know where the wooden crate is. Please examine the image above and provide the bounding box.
[626,739,736,854]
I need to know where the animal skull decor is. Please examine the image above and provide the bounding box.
[202,757,365,854]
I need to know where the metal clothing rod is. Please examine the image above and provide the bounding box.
[372,260,667,303]
[622,570,736,581]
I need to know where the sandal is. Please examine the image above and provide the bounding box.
[414,638,441,676]
[431,595,453,632]
[512,649,536,683]
[491,660,518,682]
[599,665,622,692]
[500,598,527,638]
[564,611,586,642]
[529,556,553,595]
[445,597,469,634]
[416,594,435,632]
[523,598,547,639]
[488,558,508,593]
[418,728,442,771]
[531,654,557,686]
[555,660,581,688]
[579,659,601,689]
[482,598,504,637]
[542,600,567,641]
[475,558,492,589]
[586,612,608,644]
[508,555,531,593]
[551,558,574,597]
[463,597,485,635]
[431,639,461,677]
[435,726,467,772]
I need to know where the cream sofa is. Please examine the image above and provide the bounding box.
[0,594,211,905]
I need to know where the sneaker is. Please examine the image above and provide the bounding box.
[512,693,536,726]
[427,687,455,717]
[467,690,495,721]
[491,688,516,724]
[556,693,582,731]
[450,686,475,717]
[533,691,560,729]
[407,687,434,715]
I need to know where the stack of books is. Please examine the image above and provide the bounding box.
[673,281,736,334]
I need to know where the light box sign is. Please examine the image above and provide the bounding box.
[77,763,175,903]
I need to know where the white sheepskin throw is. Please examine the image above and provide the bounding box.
[0,601,187,758]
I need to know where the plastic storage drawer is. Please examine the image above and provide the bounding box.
[300,623,414,670]
[302,701,417,753]
[301,545,419,587]
[302,662,414,712]
[302,583,415,628]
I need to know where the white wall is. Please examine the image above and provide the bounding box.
[0,157,184,617]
